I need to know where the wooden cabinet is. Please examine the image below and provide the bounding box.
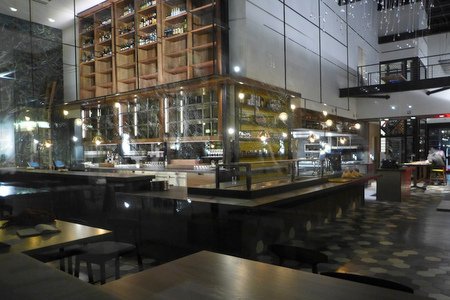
[78,0,221,100]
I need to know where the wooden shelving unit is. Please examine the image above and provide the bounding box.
[115,0,137,93]
[190,1,216,78]
[79,15,96,99]
[94,6,115,97]
[162,0,188,83]
[78,0,221,98]
[136,0,159,88]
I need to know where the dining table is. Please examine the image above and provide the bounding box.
[0,252,116,300]
[0,219,111,255]
[100,250,432,300]
[402,161,431,190]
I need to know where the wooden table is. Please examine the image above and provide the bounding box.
[0,220,111,255]
[0,252,116,300]
[402,161,431,190]
[101,251,431,300]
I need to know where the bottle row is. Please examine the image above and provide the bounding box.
[164,20,188,37]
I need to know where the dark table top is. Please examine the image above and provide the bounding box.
[0,167,155,183]
[100,250,431,300]
[0,252,115,300]
[0,220,111,255]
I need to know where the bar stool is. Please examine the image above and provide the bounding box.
[429,167,447,185]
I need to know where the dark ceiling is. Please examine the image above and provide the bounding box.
[377,0,450,43]
[429,0,450,34]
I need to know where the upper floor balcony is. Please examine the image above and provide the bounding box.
[340,53,450,98]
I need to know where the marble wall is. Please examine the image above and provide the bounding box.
[0,13,64,166]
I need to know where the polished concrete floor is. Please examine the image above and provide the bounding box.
[58,180,450,299]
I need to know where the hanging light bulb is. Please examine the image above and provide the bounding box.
[92,135,104,145]
[44,139,52,148]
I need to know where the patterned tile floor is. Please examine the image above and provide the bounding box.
[50,181,450,299]
[286,182,450,300]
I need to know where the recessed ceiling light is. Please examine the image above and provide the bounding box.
[48,18,56,23]
[10,7,18,12]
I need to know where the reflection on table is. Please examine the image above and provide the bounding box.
[101,250,430,300]
[0,219,111,255]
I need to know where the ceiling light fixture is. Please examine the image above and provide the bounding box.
[48,18,55,23]
[10,7,18,12]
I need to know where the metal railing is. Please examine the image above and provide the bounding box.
[356,53,450,87]
[214,158,338,191]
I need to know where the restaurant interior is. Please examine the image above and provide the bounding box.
[1,0,450,299]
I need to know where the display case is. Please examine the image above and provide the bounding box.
[237,88,290,161]
[166,87,219,139]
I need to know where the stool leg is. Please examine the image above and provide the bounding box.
[100,263,106,284]
[68,256,73,275]
[87,262,94,283]
[115,257,121,280]
[74,257,80,278]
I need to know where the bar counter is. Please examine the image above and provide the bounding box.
[116,175,376,257]
[0,168,155,217]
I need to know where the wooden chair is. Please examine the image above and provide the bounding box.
[74,215,143,284]
[321,272,414,294]
[268,243,328,274]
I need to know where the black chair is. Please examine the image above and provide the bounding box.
[321,272,414,294]
[74,215,143,284]
[268,243,328,274]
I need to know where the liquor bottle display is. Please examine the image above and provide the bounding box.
[94,6,115,97]
[78,0,221,99]
[115,0,137,93]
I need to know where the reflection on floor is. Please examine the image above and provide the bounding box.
[51,181,450,299]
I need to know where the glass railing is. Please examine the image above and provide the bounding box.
[214,159,339,191]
